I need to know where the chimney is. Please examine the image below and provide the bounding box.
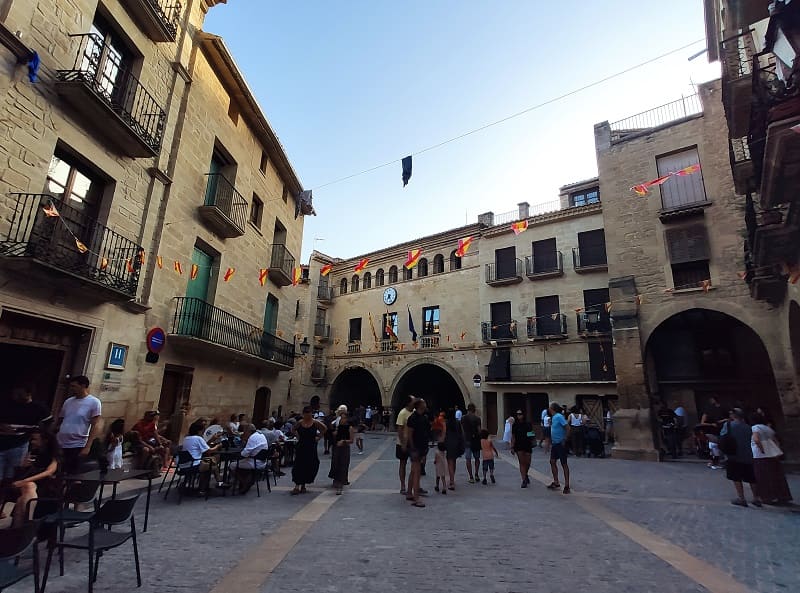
[518,202,530,220]
[478,211,495,227]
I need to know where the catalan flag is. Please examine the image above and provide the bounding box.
[675,163,701,176]
[190,264,198,280]
[511,220,528,235]
[455,237,473,258]
[42,203,60,217]
[174,261,183,275]
[354,258,369,273]
[385,315,398,342]
[75,239,88,253]
[224,267,235,282]
[259,268,268,287]
[156,255,163,269]
[320,264,332,277]
[404,249,421,269]
[292,267,302,286]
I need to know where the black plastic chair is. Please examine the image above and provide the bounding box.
[163,450,202,503]
[52,480,101,577]
[158,449,179,493]
[252,449,273,496]
[43,495,141,593]
[0,519,41,592]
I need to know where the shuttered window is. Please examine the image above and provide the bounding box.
[656,148,706,210]
[665,224,710,264]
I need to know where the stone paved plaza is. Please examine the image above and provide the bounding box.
[11,433,800,593]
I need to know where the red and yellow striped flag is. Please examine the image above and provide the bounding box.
[259,268,268,287]
[156,255,163,269]
[354,258,369,273]
[404,249,421,269]
[138,250,145,265]
[126,258,134,274]
[100,257,108,270]
[189,264,198,280]
[174,261,183,275]
[75,239,88,253]
[701,279,711,293]
[455,237,473,258]
[604,302,613,313]
[43,203,60,217]
[674,163,701,176]
[223,267,235,282]
[292,267,302,286]
[511,220,528,235]
[320,264,332,277]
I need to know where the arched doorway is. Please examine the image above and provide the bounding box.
[329,367,382,412]
[645,308,782,428]
[252,387,271,427]
[391,363,465,415]
[790,301,800,378]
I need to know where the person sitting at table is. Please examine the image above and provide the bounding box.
[260,420,286,447]
[132,411,171,470]
[226,414,240,436]
[235,423,269,494]
[182,419,228,494]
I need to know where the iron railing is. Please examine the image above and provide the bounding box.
[729,136,751,165]
[204,173,248,233]
[347,342,361,354]
[145,0,182,38]
[314,324,331,339]
[485,258,524,283]
[420,335,440,349]
[527,314,567,338]
[0,193,142,296]
[609,95,702,141]
[310,357,326,380]
[481,320,518,342]
[170,297,294,367]
[486,362,614,382]
[494,209,522,225]
[270,244,295,280]
[57,33,166,152]
[576,309,612,334]
[573,246,607,270]
[317,284,334,301]
[380,339,398,352]
[720,30,756,81]
[525,251,563,276]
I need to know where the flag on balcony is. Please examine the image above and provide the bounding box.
[126,259,134,274]
[368,312,379,343]
[320,264,332,277]
[174,261,182,275]
[404,249,421,269]
[100,257,108,270]
[401,155,412,187]
[292,267,302,286]
[354,258,369,273]
[190,264,198,280]
[75,239,88,253]
[156,256,163,269]
[259,268,268,286]
[224,267,235,282]
[407,306,417,343]
[455,237,473,257]
[42,203,59,217]
[511,220,528,235]
[385,315,398,342]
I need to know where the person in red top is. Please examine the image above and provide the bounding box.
[132,411,171,469]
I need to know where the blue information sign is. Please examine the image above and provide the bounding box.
[106,343,128,370]
[146,327,166,354]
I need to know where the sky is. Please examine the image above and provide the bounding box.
[205,1,720,263]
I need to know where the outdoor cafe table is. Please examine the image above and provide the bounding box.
[63,468,153,532]
[216,448,243,489]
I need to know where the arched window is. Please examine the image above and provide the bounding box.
[403,266,412,281]
[388,265,398,283]
[351,274,359,292]
[363,271,372,289]
[433,254,444,274]
[339,277,348,295]
[418,258,428,277]
[450,250,462,271]
[376,268,385,286]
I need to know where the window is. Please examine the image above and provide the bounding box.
[418,258,428,277]
[489,301,512,340]
[339,277,348,295]
[433,254,444,274]
[657,147,706,210]
[450,250,462,271]
[281,184,288,203]
[583,288,611,332]
[348,318,362,343]
[495,246,517,279]
[363,272,372,289]
[665,224,711,288]
[87,16,133,102]
[576,229,607,267]
[227,98,239,124]
[250,193,263,228]
[46,151,102,217]
[376,268,385,286]
[531,238,559,273]
[351,274,359,292]
[259,151,268,174]
[535,295,562,336]
[403,266,412,281]
[422,306,440,335]
[570,187,600,207]
[388,265,398,284]
[382,312,398,339]
[264,294,279,333]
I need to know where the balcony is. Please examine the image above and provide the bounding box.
[124,0,182,42]
[0,193,142,300]
[720,30,757,138]
[485,361,615,383]
[481,320,517,343]
[572,247,608,273]
[169,297,294,369]
[314,324,331,342]
[527,314,568,339]
[576,310,612,336]
[485,259,524,286]
[310,357,327,382]
[55,34,166,157]
[752,206,800,272]
[420,335,440,349]
[317,284,334,303]
[609,95,702,143]
[729,136,754,195]
[346,342,362,354]
[268,244,295,287]
[525,252,563,280]
[198,173,248,238]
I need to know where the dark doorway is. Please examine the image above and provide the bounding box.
[329,367,382,412]
[392,364,465,415]
[0,343,64,410]
[483,392,498,435]
[504,393,548,426]
[252,387,271,427]
[157,365,193,442]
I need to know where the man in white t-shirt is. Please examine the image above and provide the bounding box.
[183,419,226,492]
[395,395,416,495]
[365,406,373,430]
[56,375,102,474]
[540,407,552,453]
[454,406,463,421]
[236,423,269,494]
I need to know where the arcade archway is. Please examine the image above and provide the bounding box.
[391,363,465,415]
[329,367,382,412]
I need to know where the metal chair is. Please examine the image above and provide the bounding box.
[163,450,202,503]
[0,519,41,593]
[43,495,141,593]
[158,449,179,493]
[253,449,273,496]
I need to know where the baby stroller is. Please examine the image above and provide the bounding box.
[585,426,605,458]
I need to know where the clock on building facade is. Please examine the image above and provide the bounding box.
[383,287,397,305]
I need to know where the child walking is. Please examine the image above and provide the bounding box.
[355,423,365,455]
[480,429,498,485]
[434,442,448,495]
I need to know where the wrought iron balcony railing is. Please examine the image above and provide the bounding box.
[0,193,142,298]
[317,284,334,302]
[481,320,518,343]
[576,310,612,334]
[527,314,568,338]
[347,342,362,354]
[485,258,524,285]
[170,297,294,367]
[486,361,615,382]
[572,247,607,271]
[380,339,399,352]
[720,30,756,81]
[525,252,563,278]
[56,33,166,155]
[268,244,295,286]
[200,173,248,237]
[420,335,440,349]
[609,95,702,142]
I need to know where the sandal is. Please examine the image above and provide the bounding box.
[448,485,455,491]
[546,482,560,490]
[300,486,307,494]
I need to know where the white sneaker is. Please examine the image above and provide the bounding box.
[358,451,364,455]
[710,465,723,470]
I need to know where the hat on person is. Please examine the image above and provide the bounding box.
[336,404,348,415]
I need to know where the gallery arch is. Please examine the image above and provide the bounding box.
[328,367,382,412]
[390,363,465,415]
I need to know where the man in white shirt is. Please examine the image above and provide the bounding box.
[182,419,227,492]
[56,375,102,474]
[365,405,373,430]
[236,423,269,494]
[259,420,286,447]
[540,407,552,453]
[454,406,462,421]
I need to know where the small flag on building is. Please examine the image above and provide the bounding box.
[100,257,108,270]
[190,264,198,280]
[407,306,417,343]
[157,255,163,269]
[175,261,183,275]
[604,302,613,313]
[456,237,473,257]
[401,155,412,187]
[675,164,701,176]
[126,258,134,274]
[75,239,88,253]
[259,268,268,287]
[354,258,369,274]
[292,267,302,286]
[511,220,528,235]
[138,250,145,265]
[320,264,332,277]
[43,203,60,217]
[701,279,711,292]
[404,249,421,269]
[223,267,235,282]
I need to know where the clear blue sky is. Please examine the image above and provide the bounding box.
[205,1,718,262]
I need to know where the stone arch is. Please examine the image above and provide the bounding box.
[328,364,384,412]
[389,358,470,414]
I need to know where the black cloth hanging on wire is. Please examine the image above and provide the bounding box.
[402,155,412,187]
[294,190,316,219]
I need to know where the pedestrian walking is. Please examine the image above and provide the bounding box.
[510,410,534,487]
[443,409,464,491]
[434,442,448,495]
[461,403,481,483]
[479,429,498,485]
[568,406,586,457]
[721,408,761,507]
[405,398,431,507]
[55,375,102,474]
[540,407,552,452]
[328,405,354,495]
[396,395,416,494]
[0,387,52,480]
[750,412,793,505]
[355,422,365,455]
[547,403,571,494]
[291,406,327,495]
[501,414,514,450]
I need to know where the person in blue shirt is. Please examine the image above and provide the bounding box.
[547,403,571,494]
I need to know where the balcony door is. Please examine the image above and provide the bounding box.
[179,247,214,336]
[490,301,512,340]
[87,17,133,107]
[204,153,225,206]
[532,238,558,273]
[535,295,560,336]
[263,294,279,334]
[495,247,516,279]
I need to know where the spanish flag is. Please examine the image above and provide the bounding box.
[126,258,134,274]
[455,237,473,258]
[511,220,528,235]
[156,255,163,269]
[354,258,369,273]
[320,264,332,277]
[100,257,108,270]
[292,267,302,286]
[675,163,701,176]
[75,239,88,253]
[43,203,60,217]
[223,267,235,282]
[404,249,421,269]
[174,261,183,275]
[190,264,198,280]
[259,268,268,287]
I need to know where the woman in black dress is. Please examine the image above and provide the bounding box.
[291,406,326,495]
[328,405,355,495]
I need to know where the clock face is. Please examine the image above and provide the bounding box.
[383,287,397,305]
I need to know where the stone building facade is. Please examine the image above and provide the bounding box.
[0,0,307,439]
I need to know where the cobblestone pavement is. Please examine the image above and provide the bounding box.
[8,434,799,593]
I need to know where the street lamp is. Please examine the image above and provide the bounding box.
[297,337,310,356]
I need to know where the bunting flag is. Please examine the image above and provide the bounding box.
[701,279,711,293]
[455,236,473,258]
[737,271,747,280]
[174,261,183,275]
[75,239,88,253]
[401,155,412,187]
[404,249,422,270]
[190,264,198,280]
[138,250,145,265]
[636,294,644,305]
[408,306,417,343]
[259,268,268,287]
[631,164,701,196]
[42,203,60,217]
[277,330,284,337]
[368,312,379,343]
[574,307,584,313]
[511,220,529,235]
[156,255,163,269]
[550,313,558,321]
[604,302,613,313]
[354,258,369,273]
[460,331,467,340]
[674,164,701,176]
[223,267,235,282]
[320,264,332,277]
[100,257,108,270]
[126,258,134,274]
[292,267,302,286]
